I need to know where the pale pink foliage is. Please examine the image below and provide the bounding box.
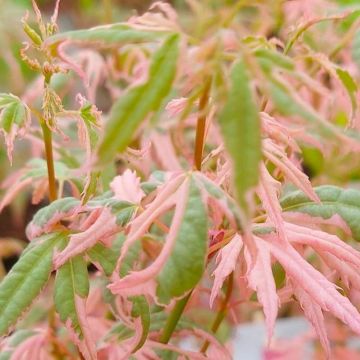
[293,284,330,356]
[210,233,243,307]
[54,207,118,268]
[245,238,279,344]
[284,222,360,268]
[110,169,145,204]
[263,139,320,203]
[66,295,97,360]
[10,330,50,360]
[259,235,360,337]
[257,163,287,244]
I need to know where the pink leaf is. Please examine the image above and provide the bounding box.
[210,233,243,307]
[293,284,330,357]
[257,163,287,244]
[66,295,97,360]
[151,131,183,171]
[10,330,50,360]
[263,139,319,203]
[320,252,360,292]
[0,177,32,213]
[246,238,279,344]
[260,235,360,337]
[285,222,360,269]
[283,212,351,236]
[54,207,118,268]
[110,169,145,204]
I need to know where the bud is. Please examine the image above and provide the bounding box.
[23,22,42,46]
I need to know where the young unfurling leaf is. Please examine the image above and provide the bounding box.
[0,93,31,164]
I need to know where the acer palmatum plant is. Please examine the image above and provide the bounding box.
[1,0,360,358]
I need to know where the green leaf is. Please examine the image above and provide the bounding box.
[23,158,72,182]
[352,29,360,69]
[79,101,101,150]
[96,34,180,165]
[254,48,295,72]
[54,255,89,338]
[156,176,208,304]
[281,185,360,241]
[0,232,67,336]
[218,58,261,211]
[336,67,358,116]
[46,23,170,48]
[130,296,150,352]
[87,235,124,276]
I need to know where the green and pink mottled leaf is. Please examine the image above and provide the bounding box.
[0,232,68,336]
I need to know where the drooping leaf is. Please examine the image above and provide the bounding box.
[210,234,243,307]
[96,34,180,165]
[0,93,31,163]
[335,67,358,119]
[46,23,170,49]
[54,255,96,360]
[293,285,330,356]
[218,58,261,212]
[0,232,67,336]
[129,296,150,353]
[260,236,360,337]
[281,185,360,241]
[156,176,208,304]
[285,222,360,268]
[246,238,279,343]
[257,162,287,244]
